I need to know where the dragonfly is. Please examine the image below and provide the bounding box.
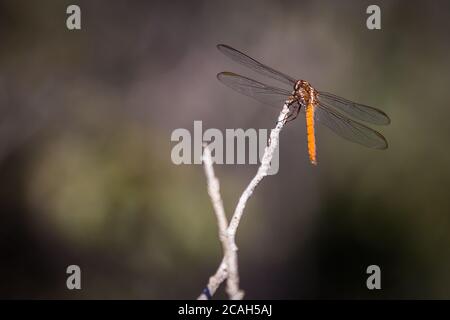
[216,44,390,165]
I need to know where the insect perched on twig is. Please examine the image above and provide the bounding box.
[217,44,390,165]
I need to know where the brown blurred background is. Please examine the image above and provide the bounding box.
[1,0,450,299]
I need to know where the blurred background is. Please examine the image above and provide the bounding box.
[0,0,450,299]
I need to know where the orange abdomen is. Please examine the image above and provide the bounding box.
[305,104,317,165]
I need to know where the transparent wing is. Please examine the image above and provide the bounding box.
[217,72,292,108]
[318,91,390,125]
[217,44,297,86]
[315,102,388,149]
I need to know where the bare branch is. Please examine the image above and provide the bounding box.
[198,144,241,299]
[225,104,289,299]
[197,259,227,300]
[198,104,290,300]
[202,144,229,247]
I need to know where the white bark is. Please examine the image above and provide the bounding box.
[198,104,290,300]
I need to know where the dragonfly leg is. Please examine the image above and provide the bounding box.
[276,102,300,124]
[285,103,301,122]
[277,112,292,124]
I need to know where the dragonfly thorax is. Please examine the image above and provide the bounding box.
[293,80,317,105]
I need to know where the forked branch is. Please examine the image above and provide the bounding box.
[198,104,290,300]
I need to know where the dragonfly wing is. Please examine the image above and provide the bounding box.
[217,72,292,108]
[318,91,390,125]
[217,44,297,86]
[315,102,388,149]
